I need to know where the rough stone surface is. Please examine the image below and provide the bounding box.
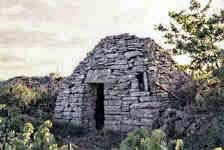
[53,33,194,133]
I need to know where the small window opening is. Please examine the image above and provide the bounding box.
[136,72,145,91]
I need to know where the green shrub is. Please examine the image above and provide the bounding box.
[120,129,185,150]
[0,120,77,150]
[187,81,224,149]
[185,115,224,150]
[0,83,41,108]
[120,129,168,150]
[0,83,56,128]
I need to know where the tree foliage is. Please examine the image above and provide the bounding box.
[156,2,224,149]
[156,0,224,80]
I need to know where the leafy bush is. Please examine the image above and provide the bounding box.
[185,115,224,150]
[0,120,77,150]
[0,83,41,108]
[0,79,73,150]
[120,128,151,150]
[0,83,56,127]
[120,129,184,150]
[194,80,224,113]
[185,80,224,149]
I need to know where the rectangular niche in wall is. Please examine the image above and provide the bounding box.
[136,72,149,91]
[136,72,145,91]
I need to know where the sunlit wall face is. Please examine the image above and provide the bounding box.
[0,0,223,79]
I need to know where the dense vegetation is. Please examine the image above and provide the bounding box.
[157,0,224,149]
[0,0,224,149]
[120,129,184,150]
[157,0,224,81]
[0,78,71,149]
[0,118,76,150]
[0,83,55,128]
[120,128,224,150]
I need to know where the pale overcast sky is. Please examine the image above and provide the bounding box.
[0,0,223,79]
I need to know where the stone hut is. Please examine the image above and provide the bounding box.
[54,34,176,132]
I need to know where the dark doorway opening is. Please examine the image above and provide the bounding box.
[94,83,105,130]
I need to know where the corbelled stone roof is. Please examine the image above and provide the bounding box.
[54,34,197,134]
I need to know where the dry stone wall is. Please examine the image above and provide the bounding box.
[54,34,174,132]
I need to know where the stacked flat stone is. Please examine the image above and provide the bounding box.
[54,34,174,132]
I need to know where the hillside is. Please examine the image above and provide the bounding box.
[0,74,63,96]
[0,74,63,127]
